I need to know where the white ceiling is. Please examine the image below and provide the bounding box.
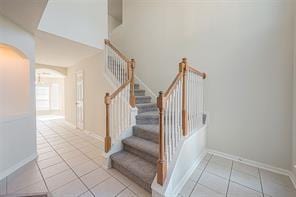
[109,0,122,22]
[0,0,48,33]
[35,31,102,67]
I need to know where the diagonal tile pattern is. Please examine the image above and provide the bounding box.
[1,118,295,197]
[179,154,296,197]
[0,119,150,197]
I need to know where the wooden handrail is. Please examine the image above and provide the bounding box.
[105,39,130,63]
[188,66,207,79]
[110,79,131,99]
[164,72,182,99]
[104,39,136,153]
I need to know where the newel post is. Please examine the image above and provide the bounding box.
[157,91,167,185]
[180,58,188,136]
[104,93,111,153]
[129,59,136,108]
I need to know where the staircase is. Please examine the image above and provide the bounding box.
[104,39,206,194]
[110,84,158,192]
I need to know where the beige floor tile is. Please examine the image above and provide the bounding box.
[233,162,259,178]
[65,155,90,168]
[205,161,231,179]
[261,177,296,197]
[231,169,262,192]
[80,191,94,197]
[7,166,43,193]
[37,151,58,161]
[228,182,263,197]
[71,161,98,177]
[210,155,232,167]
[190,183,224,197]
[45,169,76,191]
[91,177,125,197]
[40,162,69,178]
[117,188,137,197]
[15,180,47,194]
[37,155,63,169]
[51,179,88,197]
[198,171,228,195]
[128,183,151,197]
[107,169,133,187]
[196,160,208,170]
[260,169,294,189]
[81,168,110,188]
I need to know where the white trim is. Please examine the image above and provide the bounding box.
[0,152,37,180]
[207,149,296,189]
[135,75,157,101]
[169,149,207,196]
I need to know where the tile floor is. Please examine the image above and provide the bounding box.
[178,154,296,197]
[0,119,150,197]
[0,119,295,197]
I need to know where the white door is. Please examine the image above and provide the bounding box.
[76,71,84,130]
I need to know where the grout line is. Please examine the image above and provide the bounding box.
[39,122,96,196]
[39,120,134,196]
[188,154,213,197]
[35,161,50,193]
[225,161,234,197]
[258,169,265,197]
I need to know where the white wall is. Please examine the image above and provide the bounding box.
[108,15,121,38]
[293,0,296,176]
[38,0,108,49]
[0,15,36,179]
[111,0,294,170]
[65,52,113,138]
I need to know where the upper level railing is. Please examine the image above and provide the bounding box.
[104,39,136,153]
[157,58,206,185]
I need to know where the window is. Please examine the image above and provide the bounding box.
[36,86,50,110]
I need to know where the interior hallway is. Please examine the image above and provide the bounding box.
[0,119,150,197]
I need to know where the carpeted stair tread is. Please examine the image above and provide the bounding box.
[123,136,158,158]
[135,96,152,104]
[134,83,140,90]
[135,89,146,96]
[136,111,159,125]
[111,151,157,192]
[133,125,159,143]
[136,103,158,113]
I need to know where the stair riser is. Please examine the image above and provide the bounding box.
[137,106,158,114]
[136,116,159,125]
[124,144,157,165]
[135,90,145,96]
[112,161,152,193]
[134,84,140,90]
[133,127,159,143]
[136,97,151,104]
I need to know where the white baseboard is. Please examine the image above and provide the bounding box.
[0,152,37,181]
[207,149,296,189]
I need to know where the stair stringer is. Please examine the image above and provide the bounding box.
[102,107,138,170]
[151,125,207,197]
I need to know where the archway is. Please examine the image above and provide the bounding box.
[35,68,65,120]
[0,44,30,118]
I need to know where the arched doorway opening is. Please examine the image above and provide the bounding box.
[35,68,65,120]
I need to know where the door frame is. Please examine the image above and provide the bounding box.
[75,70,84,130]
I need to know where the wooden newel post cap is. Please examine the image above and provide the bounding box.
[182,58,187,64]
[130,59,136,69]
[105,93,111,104]
[203,73,207,79]
[104,39,110,44]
